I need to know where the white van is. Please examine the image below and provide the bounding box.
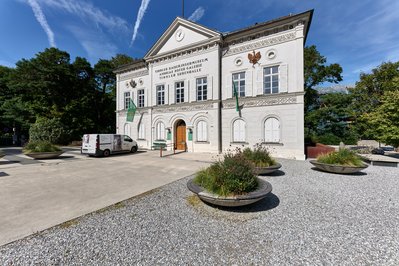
[81,134,138,157]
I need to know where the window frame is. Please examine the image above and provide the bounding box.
[156,85,165,105]
[232,72,246,97]
[232,119,246,142]
[124,91,131,110]
[264,117,281,143]
[156,122,165,140]
[196,77,208,101]
[263,66,279,94]
[137,89,145,108]
[175,81,185,103]
[196,120,208,142]
[138,122,145,139]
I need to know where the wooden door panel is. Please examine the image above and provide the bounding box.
[176,121,186,150]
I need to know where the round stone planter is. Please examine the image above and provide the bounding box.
[187,178,272,207]
[25,151,64,159]
[309,160,368,174]
[254,162,282,175]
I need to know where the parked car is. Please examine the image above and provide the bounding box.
[81,134,138,157]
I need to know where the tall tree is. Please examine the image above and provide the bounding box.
[304,45,343,113]
[364,89,399,147]
[351,61,399,140]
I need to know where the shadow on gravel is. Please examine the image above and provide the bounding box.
[0,160,20,165]
[310,167,368,176]
[0,172,9,177]
[205,193,280,213]
[259,170,285,177]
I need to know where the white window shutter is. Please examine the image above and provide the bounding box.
[245,70,252,97]
[264,119,272,142]
[225,75,232,99]
[279,64,288,93]
[256,68,263,95]
[272,118,280,142]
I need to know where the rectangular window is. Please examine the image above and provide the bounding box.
[138,89,145,108]
[175,81,185,103]
[232,72,245,97]
[196,77,207,101]
[263,66,279,94]
[156,85,165,105]
[124,92,131,109]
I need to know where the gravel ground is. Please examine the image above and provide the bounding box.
[1,159,398,265]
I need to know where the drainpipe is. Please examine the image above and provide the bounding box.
[218,39,224,154]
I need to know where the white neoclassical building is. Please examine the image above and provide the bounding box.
[115,10,313,160]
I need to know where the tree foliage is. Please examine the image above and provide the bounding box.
[362,85,399,147]
[0,48,134,144]
[350,61,399,140]
[304,45,343,113]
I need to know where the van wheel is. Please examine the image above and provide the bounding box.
[103,149,110,157]
[130,145,138,153]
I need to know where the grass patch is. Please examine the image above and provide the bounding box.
[242,145,276,167]
[317,149,364,167]
[187,195,202,207]
[60,219,79,229]
[193,150,258,197]
[23,140,61,153]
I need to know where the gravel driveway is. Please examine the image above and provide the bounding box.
[1,159,398,265]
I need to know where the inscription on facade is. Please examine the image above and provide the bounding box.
[155,58,208,80]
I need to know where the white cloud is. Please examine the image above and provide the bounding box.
[188,7,205,22]
[130,0,151,47]
[27,0,56,47]
[37,0,129,33]
[67,25,118,63]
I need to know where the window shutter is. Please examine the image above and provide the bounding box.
[207,77,212,100]
[279,64,288,93]
[265,118,280,142]
[264,119,272,142]
[225,75,232,99]
[233,120,245,142]
[272,118,280,142]
[256,68,263,95]
[203,122,208,141]
[245,70,252,97]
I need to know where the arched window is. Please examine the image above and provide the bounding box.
[124,124,130,136]
[138,122,145,139]
[233,119,246,142]
[264,117,280,142]
[156,122,165,140]
[197,121,208,142]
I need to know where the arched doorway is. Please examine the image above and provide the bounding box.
[175,120,186,151]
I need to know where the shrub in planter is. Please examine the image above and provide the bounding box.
[242,145,276,167]
[316,148,363,167]
[29,117,68,144]
[194,150,258,196]
[23,140,61,153]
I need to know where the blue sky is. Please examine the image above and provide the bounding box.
[0,0,398,86]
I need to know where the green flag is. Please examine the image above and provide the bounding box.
[126,99,136,122]
[233,81,239,112]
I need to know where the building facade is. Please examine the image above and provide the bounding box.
[115,10,313,160]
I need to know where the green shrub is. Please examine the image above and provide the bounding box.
[29,117,68,144]
[194,150,258,196]
[317,148,363,167]
[23,140,61,153]
[242,145,276,167]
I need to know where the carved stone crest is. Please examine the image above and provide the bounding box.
[129,79,137,88]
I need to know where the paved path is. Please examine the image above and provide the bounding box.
[0,149,213,246]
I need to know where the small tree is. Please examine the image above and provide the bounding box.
[29,117,68,144]
[364,89,399,148]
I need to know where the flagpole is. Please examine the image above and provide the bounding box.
[233,81,239,112]
[182,0,184,18]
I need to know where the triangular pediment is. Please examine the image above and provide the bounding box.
[144,17,221,59]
